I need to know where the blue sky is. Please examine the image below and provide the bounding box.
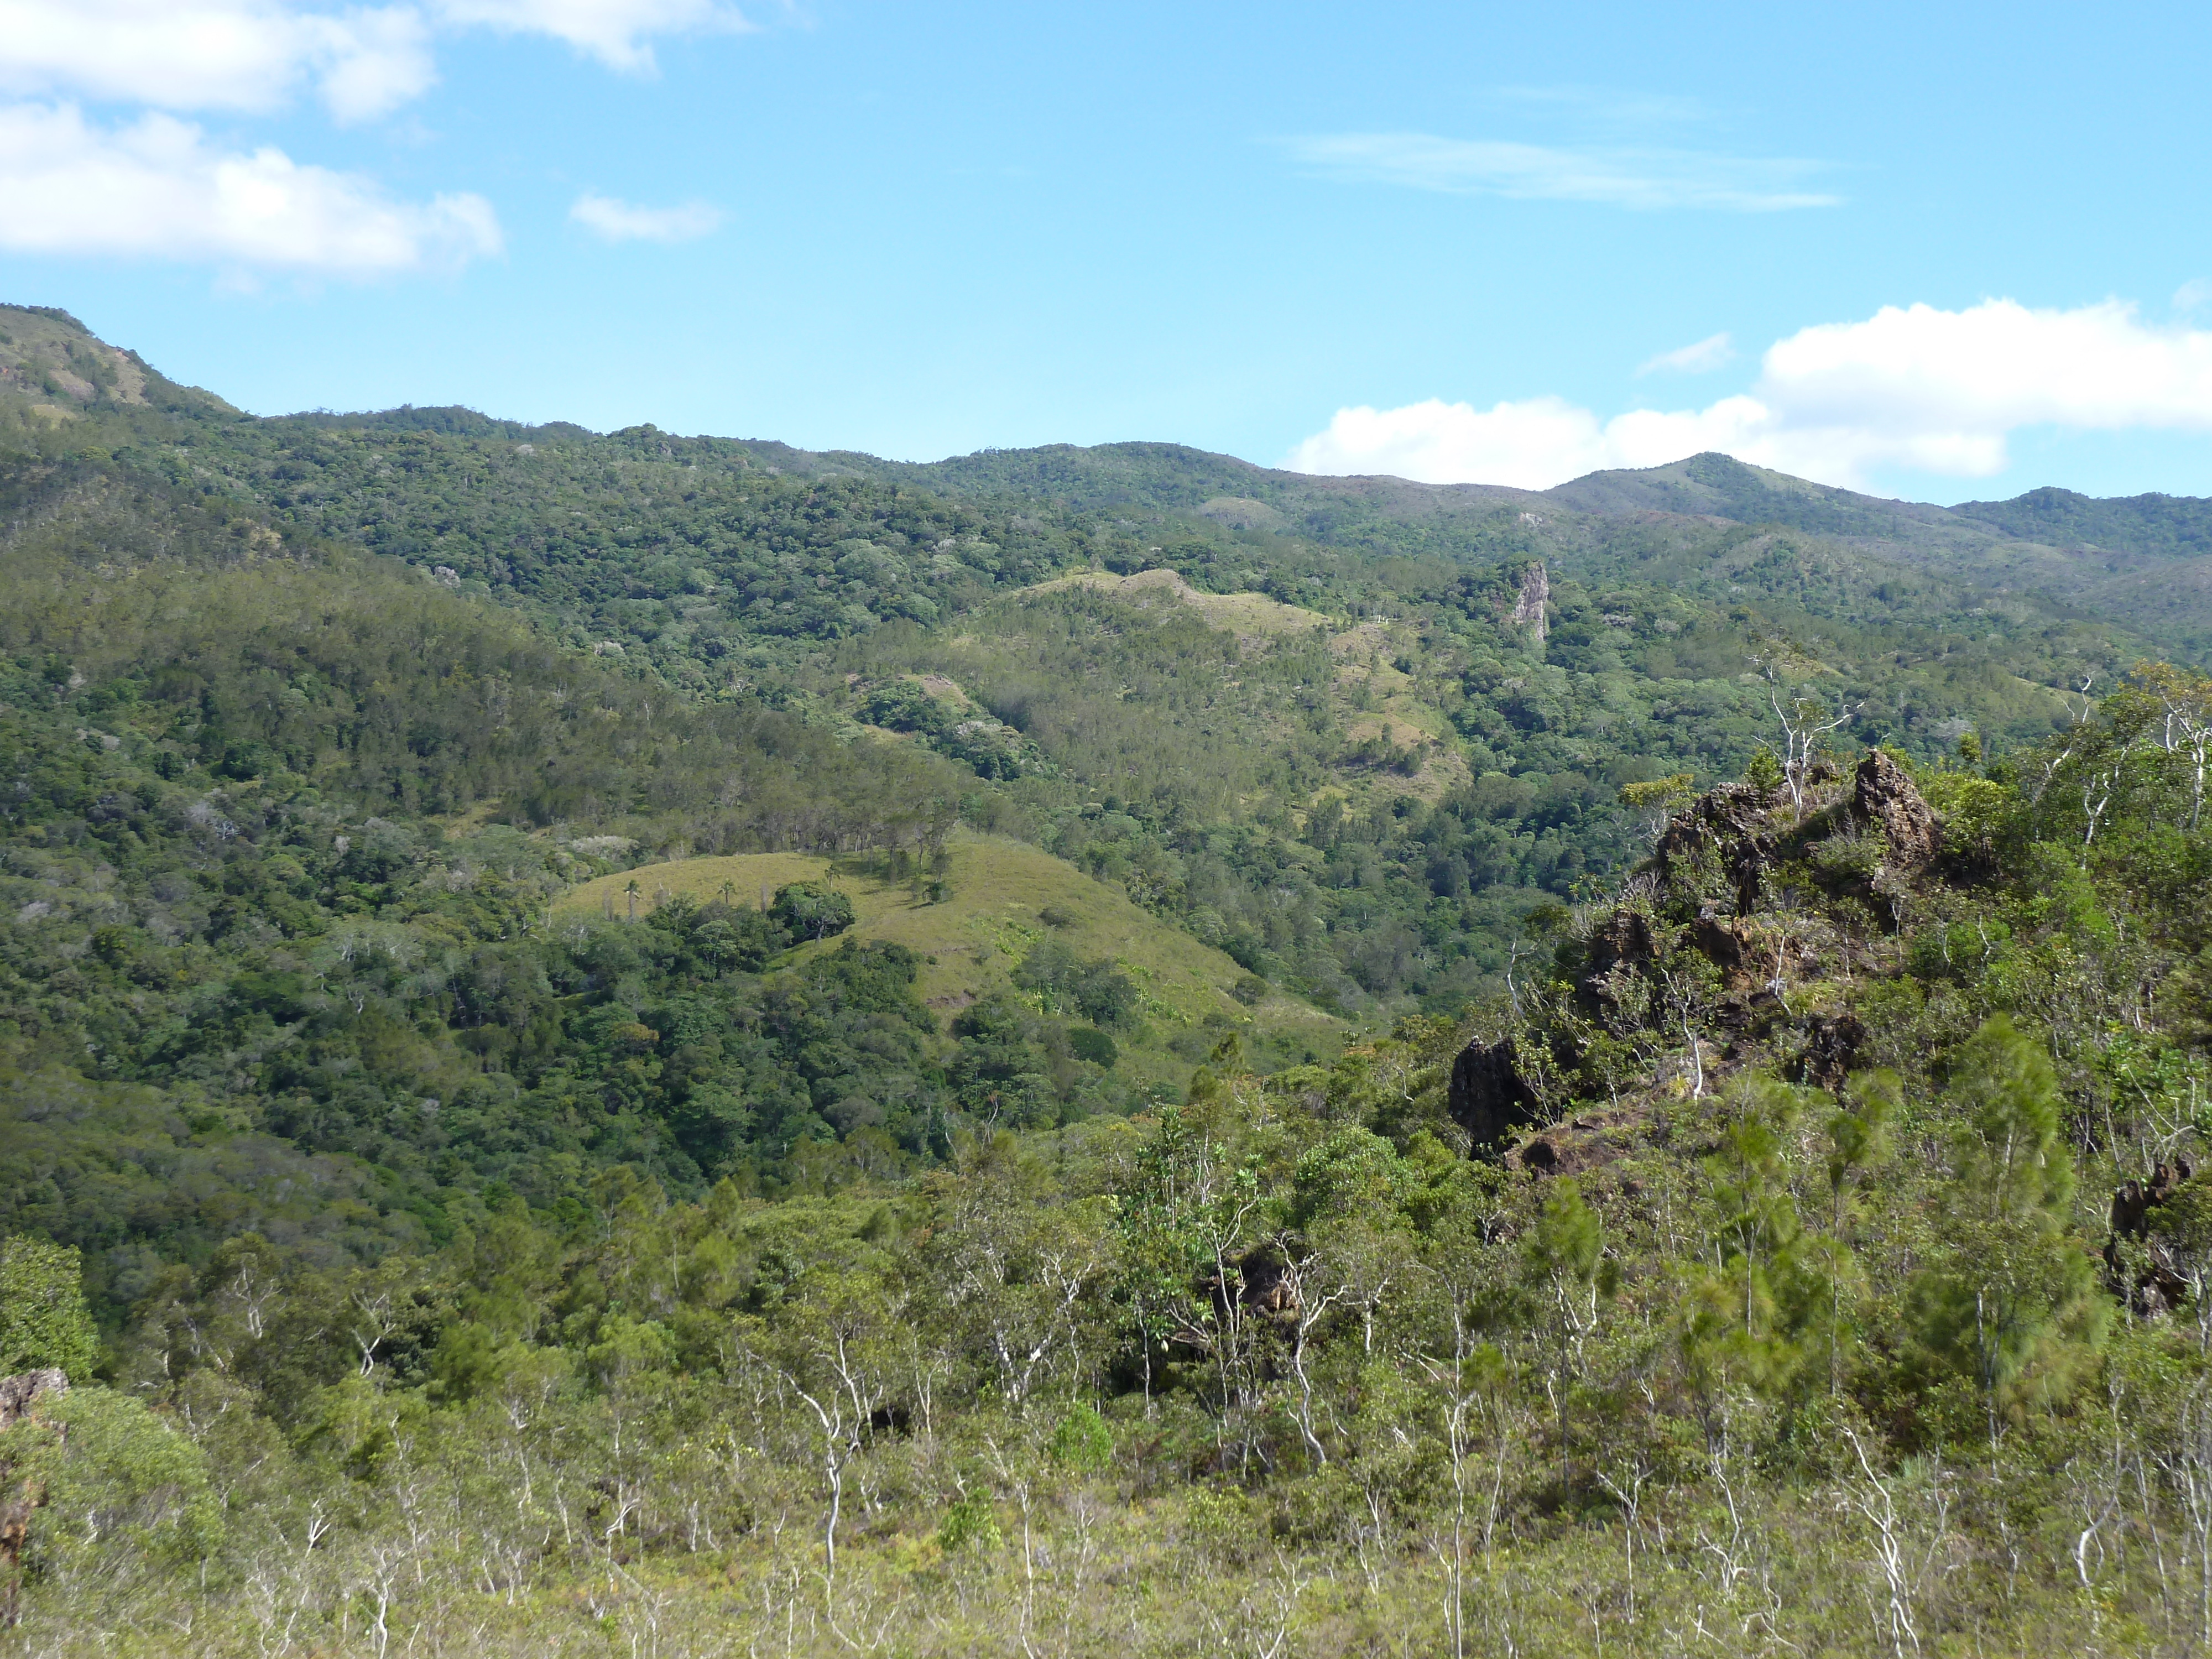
[4,1,2211,502]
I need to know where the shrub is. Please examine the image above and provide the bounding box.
[770,882,855,942]
[0,1237,100,1380]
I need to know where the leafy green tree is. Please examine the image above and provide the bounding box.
[1827,1071,1898,1230]
[1,1386,221,1603]
[1524,1180,1610,1482]
[1910,1016,2109,1444]
[1812,1071,1897,1390]
[1047,1404,1113,1473]
[770,881,856,942]
[1678,1081,1848,1437]
[0,1237,99,1380]
[1112,1107,1265,1415]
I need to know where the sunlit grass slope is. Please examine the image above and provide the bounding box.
[556,832,1340,1075]
[1026,566,1333,643]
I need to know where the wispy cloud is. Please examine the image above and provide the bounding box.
[1282,132,1838,212]
[437,0,752,76]
[0,0,436,123]
[1637,331,1735,375]
[1488,85,1712,128]
[570,191,723,244]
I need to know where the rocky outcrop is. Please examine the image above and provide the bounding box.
[0,1370,64,1433]
[1658,783,1779,912]
[2112,1159,2195,1239]
[1853,750,1940,868]
[1510,561,1549,641]
[1580,909,1659,1030]
[1505,1105,1644,1181]
[1797,1014,1867,1089]
[1449,1038,1542,1147]
[1586,908,1656,977]
[2109,1159,2198,1314]
[1689,909,1750,969]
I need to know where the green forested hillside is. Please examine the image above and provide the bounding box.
[1953,482,2212,557]
[5,303,2212,1656]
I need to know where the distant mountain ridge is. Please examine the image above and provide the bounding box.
[1949,483,2212,559]
[3,299,2208,659]
[780,441,2212,658]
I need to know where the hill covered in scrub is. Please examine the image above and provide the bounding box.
[1,301,2211,1654]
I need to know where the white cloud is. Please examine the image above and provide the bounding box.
[1637,331,1734,375]
[0,102,501,273]
[0,0,745,119]
[435,0,748,71]
[1288,298,2212,491]
[1287,394,1773,491]
[570,191,723,243]
[1283,131,1837,212]
[0,0,744,284]
[0,0,436,122]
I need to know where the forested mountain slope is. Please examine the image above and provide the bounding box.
[816,438,2212,659]
[2,301,2211,1655]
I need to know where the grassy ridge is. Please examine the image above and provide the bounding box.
[556,833,1341,1081]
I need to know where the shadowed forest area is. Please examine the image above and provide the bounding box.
[3,303,2212,1654]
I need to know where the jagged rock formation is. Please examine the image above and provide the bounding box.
[1511,561,1549,641]
[1445,747,1980,1193]
[1486,749,1955,1177]
[1580,909,1660,1030]
[1853,748,1942,867]
[1656,782,1780,912]
[2109,1159,2199,1314]
[1797,1014,1868,1088]
[1448,1038,1542,1147]
[0,1370,64,1433]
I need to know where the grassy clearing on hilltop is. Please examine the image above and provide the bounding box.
[1026,566,1333,643]
[555,833,1342,1080]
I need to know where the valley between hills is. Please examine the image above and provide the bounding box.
[2,299,2210,1655]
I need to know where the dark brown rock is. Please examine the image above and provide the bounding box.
[1658,783,1778,912]
[1690,909,1749,968]
[2109,1159,2198,1314]
[0,1370,64,1434]
[1798,1014,1867,1089]
[1853,749,1940,867]
[2112,1158,2196,1239]
[1579,908,1660,1030]
[1449,1038,1542,1149]
[1587,908,1657,976]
